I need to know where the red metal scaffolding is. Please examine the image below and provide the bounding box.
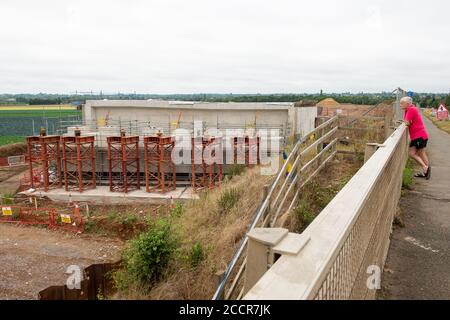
[191,137,223,191]
[107,135,140,193]
[232,136,261,166]
[191,137,206,191]
[144,136,176,193]
[26,135,62,191]
[62,136,96,192]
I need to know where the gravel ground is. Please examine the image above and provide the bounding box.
[0,223,124,300]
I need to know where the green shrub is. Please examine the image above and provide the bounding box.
[84,220,95,232]
[117,214,138,226]
[114,218,177,290]
[107,211,118,222]
[188,242,204,268]
[1,193,14,205]
[308,182,337,210]
[294,200,315,225]
[402,159,414,190]
[170,203,184,218]
[228,164,246,178]
[217,188,241,214]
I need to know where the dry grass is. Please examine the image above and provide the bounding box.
[283,157,361,233]
[114,167,273,300]
[338,117,386,153]
[0,142,27,157]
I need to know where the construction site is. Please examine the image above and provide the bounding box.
[13,100,322,203]
[0,97,395,300]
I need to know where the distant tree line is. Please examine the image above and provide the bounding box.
[413,93,450,108]
[1,92,449,107]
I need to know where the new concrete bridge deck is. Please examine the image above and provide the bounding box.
[22,186,198,205]
[382,116,450,299]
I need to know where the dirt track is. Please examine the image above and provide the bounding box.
[0,224,123,300]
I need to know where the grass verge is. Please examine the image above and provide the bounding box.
[423,109,450,135]
[112,167,272,300]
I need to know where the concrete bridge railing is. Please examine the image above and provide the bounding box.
[244,124,408,300]
[213,116,339,300]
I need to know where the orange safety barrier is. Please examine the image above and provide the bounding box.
[0,205,21,223]
[19,207,55,226]
[0,205,84,233]
[50,204,84,233]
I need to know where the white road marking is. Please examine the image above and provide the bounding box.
[404,236,440,253]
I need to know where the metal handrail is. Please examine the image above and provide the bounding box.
[212,116,338,300]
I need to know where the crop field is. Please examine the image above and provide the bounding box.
[0,136,25,146]
[0,105,77,111]
[0,105,80,118]
[0,105,82,138]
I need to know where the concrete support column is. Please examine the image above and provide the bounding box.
[364,143,385,163]
[244,228,288,295]
[384,114,394,140]
[244,228,310,295]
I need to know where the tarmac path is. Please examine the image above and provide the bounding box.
[381,115,450,299]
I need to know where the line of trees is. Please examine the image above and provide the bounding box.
[413,93,450,108]
[1,92,449,107]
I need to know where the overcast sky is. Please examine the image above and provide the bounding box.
[0,0,449,94]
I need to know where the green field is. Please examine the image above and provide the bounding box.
[0,106,82,141]
[0,109,81,118]
[0,136,25,146]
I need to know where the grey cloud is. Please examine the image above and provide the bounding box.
[0,0,449,93]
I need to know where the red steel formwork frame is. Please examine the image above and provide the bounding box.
[26,135,62,191]
[62,136,96,192]
[204,137,223,189]
[232,136,261,167]
[191,137,207,192]
[144,136,176,193]
[107,135,140,193]
[192,137,223,191]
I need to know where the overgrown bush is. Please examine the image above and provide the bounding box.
[402,159,414,190]
[1,193,14,205]
[84,220,95,232]
[217,188,241,214]
[228,164,246,178]
[113,218,178,291]
[188,242,204,268]
[308,182,338,210]
[117,214,138,226]
[170,202,184,218]
[294,200,315,225]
